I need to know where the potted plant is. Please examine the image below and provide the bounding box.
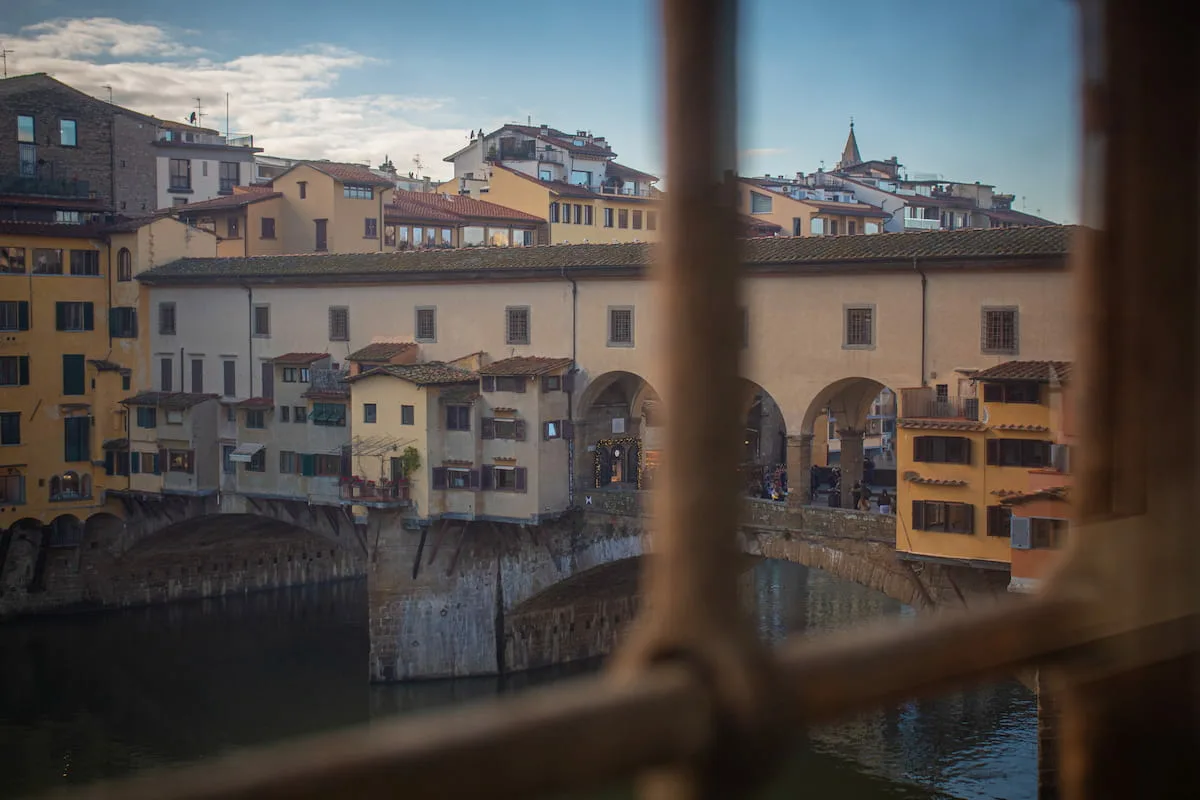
[395,447,421,484]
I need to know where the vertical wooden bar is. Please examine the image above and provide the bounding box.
[616,0,785,797]
[1058,0,1200,797]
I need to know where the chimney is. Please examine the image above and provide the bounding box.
[539,123,549,136]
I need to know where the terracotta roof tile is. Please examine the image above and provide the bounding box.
[88,359,125,372]
[494,125,617,158]
[0,193,111,212]
[606,161,659,182]
[903,472,969,487]
[120,391,218,409]
[303,368,350,398]
[387,191,544,226]
[140,225,1075,286]
[897,419,988,432]
[347,341,418,362]
[347,362,477,386]
[992,424,1051,432]
[983,208,1055,227]
[480,356,573,376]
[804,200,888,218]
[974,360,1073,383]
[997,486,1071,505]
[738,214,783,234]
[169,192,282,215]
[272,352,329,365]
[300,161,395,187]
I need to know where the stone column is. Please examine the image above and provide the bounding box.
[838,428,864,510]
[786,433,814,506]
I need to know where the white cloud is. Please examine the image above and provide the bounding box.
[740,147,786,158]
[2,17,469,178]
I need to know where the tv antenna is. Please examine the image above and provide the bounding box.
[189,97,204,127]
[0,44,13,79]
[412,154,425,178]
[102,84,113,103]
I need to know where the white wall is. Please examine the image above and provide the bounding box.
[156,147,256,210]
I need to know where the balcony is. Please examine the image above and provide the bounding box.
[339,478,411,506]
[597,184,653,198]
[903,216,941,231]
[536,151,563,164]
[0,173,92,199]
[900,390,980,421]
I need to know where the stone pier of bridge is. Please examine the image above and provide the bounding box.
[367,491,1010,682]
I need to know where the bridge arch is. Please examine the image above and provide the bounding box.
[736,377,790,499]
[576,370,663,490]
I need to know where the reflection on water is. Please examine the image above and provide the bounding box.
[0,563,1034,800]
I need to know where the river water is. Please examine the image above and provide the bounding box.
[0,561,1035,799]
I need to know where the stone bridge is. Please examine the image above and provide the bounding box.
[368,491,1010,681]
[0,493,364,617]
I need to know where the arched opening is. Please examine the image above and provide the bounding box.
[117,247,132,282]
[84,512,124,551]
[47,514,84,548]
[49,470,91,501]
[576,371,662,490]
[738,379,789,501]
[800,377,899,511]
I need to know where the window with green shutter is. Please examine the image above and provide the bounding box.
[62,354,85,395]
[56,301,93,331]
[64,416,90,462]
[311,403,346,427]
[301,454,316,476]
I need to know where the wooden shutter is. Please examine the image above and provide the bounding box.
[1010,516,1032,549]
[481,465,494,490]
[130,451,140,474]
[152,452,162,475]
[55,301,66,330]
[158,448,168,473]
[514,467,527,493]
[301,454,315,477]
[913,436,927,462]
[17,301,29,331]
[563,420,575,439]
[481,375,495,392]
[18,356,29,386]
[431,467,447,490]
[514,419,526,441]
[513,377,526,394]
[62,354,85,396]
[103,450,115,475]
[986,439,1000,466]
[481,417,495,439]
[540,375,553,393]
[83,302,94,331]
[261,362,274,399]
[911,500,925,531]
[960,438,972,465]
[562,371,575,393]
[469,469,481,490]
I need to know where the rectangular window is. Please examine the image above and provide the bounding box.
[983,381,1041,404]
[1031,517,1068,549]
[245,409,266,429]
[986,438,1053,468]
[445,468,472,490]
[55,210,82,225]
[0,356,30,387]
[549,202,560,223]
[363,403,377,424]
[55,302,93,332]
[314,454,341,476]
[632,210,643,230]
[829,220,839,236]
[62,354,85,396]
[136,406,157,428]
[282,368,297,383]
[32,249,63,274]
[60,119,77,147]
[280,405,291,423]
[506,306,530,345]
[311,403,346,427]
[0,472,25,504]
[912,436,972,464]
[543,420,562,440]
[253,305,270,337]
[168,450,195,474]
[227,217,240,238]
[169,158,191,191]
[445,405,471,431]
[844,305,874,348]
[987,505,1013,538]
[159,302,177,335]
[618,209,629,229]
[298,182,307,199]
[68,250,99,276]
[0,412,19,445]
[364,218,378,238]
[279,450,298,474]
[17,115,34,142]
[223,360,236,397]
[573,204,582,224]
[608,306,634,347]
[245,448,266,473]
[19,143,36,178]
[401,404,415,425]
[191,359,203,393]
[109,307,137,338]
[750,191,773,213]
[343,184,374,199]
[911,500,974,534]
[584,206,593,225]
[1,247,26,274]
[848,220,857,235]
[981,307,1019,354]
[294,406,307,423]
[329,307,350,341]
[261,217,276,239]
[219,161,239,194]
[604,208,614,228]
[494,467,517,490]
[160,357,173,391]
[415,307,436,342]
[64,416,90,462]
[0,301,29,331]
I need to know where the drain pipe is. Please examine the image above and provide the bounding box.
[913,256,927,386]
[562,266,578,506]
[244,285,254,397]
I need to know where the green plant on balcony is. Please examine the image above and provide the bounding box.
[395,446,421,482]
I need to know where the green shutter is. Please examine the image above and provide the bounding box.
[18,356,29,386]
[152,452,162,475]
[83,302,94,331]
[17,301,29,331]
[301,454,315,476]
[108,308,118,335]
[55,302,66,331]
[103,450,115,475]
[62,354,85,396]
[130,451,140,473]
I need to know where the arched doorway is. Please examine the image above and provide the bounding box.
[576,371,661,490]
[800,377,898,510]
[738,379,789,501]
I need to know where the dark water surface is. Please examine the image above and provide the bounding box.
[0,562,1035,799]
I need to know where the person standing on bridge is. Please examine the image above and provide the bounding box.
[878,489,893,515]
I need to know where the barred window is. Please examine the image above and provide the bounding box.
[159,302,176,335]
[845,306,874,347]
[416,307,436,342]
[329,307,350,341]
[608,306,634,347]
[981,307,1018,354]
[506,306,530,345]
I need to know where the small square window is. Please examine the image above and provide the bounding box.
[416,307,437,342]
[329,307,350,341]
[844,305,874,348]
[401,404,415,425]
[294,406,307,423]
[446,405,470,431]
[982,307,1019,354]
[363,403,377,424]
[506,306,530,345]
[253,305,270,337]
[60,120,77,147]
[608,306,634,347]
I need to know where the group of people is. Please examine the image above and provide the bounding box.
[810,466,893,514]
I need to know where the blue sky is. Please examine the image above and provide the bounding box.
[3,0,1078,221]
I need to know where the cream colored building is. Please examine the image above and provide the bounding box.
[737,177,888,237]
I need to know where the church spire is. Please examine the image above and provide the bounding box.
[837,118,862,170]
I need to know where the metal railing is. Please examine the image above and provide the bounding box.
[900,393,979,420]
[0,173,92,198]
[597,184,654,197]
[338,480,410,504]
[902,216,941,230]
[46,2,1200,800]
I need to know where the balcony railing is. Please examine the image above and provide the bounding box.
[900,392,980,420]
[598,184,654,198]
[903,216,941,230]
[226,133,255,148]
[535,151,563,163]
[339,479,411,505]
[0,174,93,199]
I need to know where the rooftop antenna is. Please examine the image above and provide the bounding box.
[191,97,203,128]
[102,84,113,103]
[0,44,13,79]
[412,154,424,178]
[225,92,230,138]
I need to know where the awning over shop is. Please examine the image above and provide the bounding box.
[229,443,266,463]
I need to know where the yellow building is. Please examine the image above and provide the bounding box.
[1,216,215,535]
[895,360,1072,567]
[737,178,888,237]
[486,166,660,245]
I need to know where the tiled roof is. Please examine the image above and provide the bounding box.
[139,225,1075,285]
[88,359,125,372]
[348,362,477,386]
[104,215,161,233]
[169,192,282,214]
[738,215,783,234]
[386,190,544,225]
[897,419,988,432]
[347,341,418,362]
[272,352,329,365]
[495,125,616,158]
[973,360,1073,383]
[299,161,395,187]
[992,424,1051,432]
[983,208,1055,227]
[492,165,601,199]
[236,397,276,409]
[120,391,218,409]
[480,356,573,376]
[606,161,659,182]
[903,471,968,487]
[900,193,976,210]
[303,368,350,398]
[102,437,129,451]
[997,486,1070,505]
[805,200,888,218]
[440,385,481,404]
